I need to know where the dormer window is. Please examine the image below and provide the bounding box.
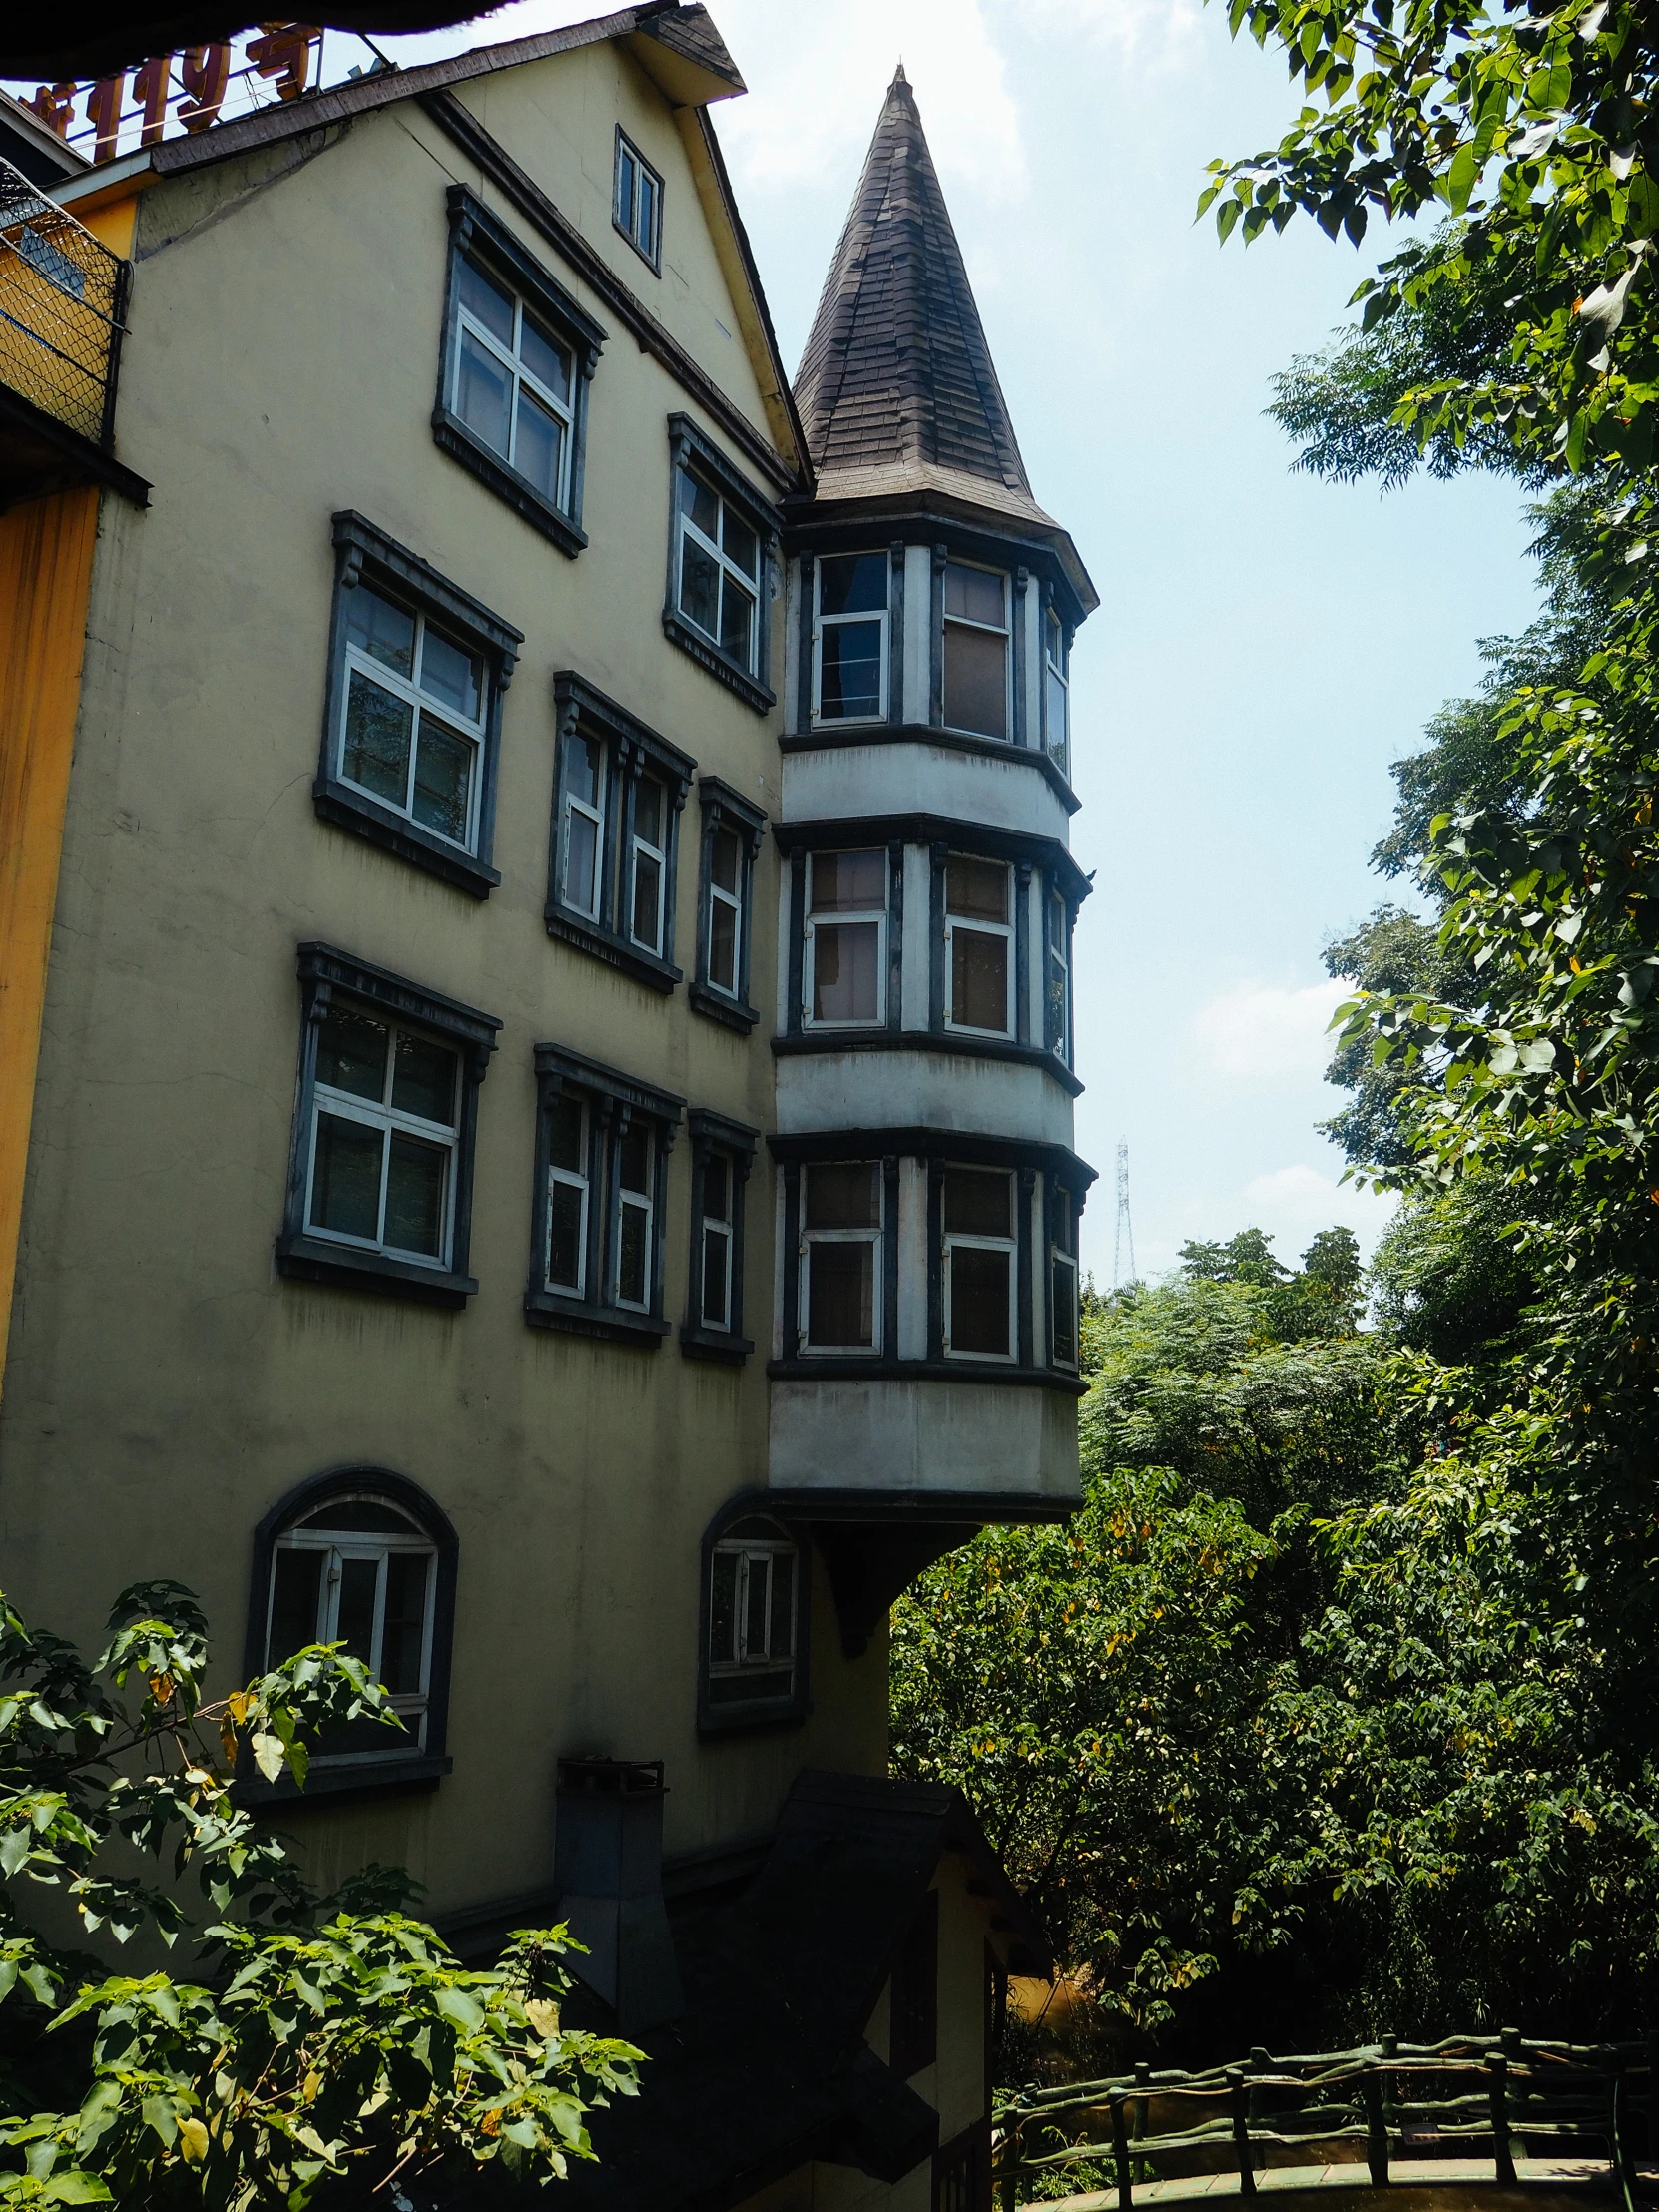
[942,560,1009,740]
[1044,605,1070,774]
[813,552,888,723]
[613,128,662,273]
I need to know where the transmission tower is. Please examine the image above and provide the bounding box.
[1112,1139,1136,1289]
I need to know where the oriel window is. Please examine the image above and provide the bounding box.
[305,1005,460,1270]
[807,849,887,1027]
[1046,884,1072,1064]
[614,129,663,271]
[449,255,576,511]
[942,560,1009,740]
[336,581,487,855]
[1045,604,1070,774]
[1051,1187,1079,1371]
[801,1162,882,1353]
[707,1519,798,1713]
[814,552,888,723]
[677,463,760,675]
[945,855,1013,1036]
[943,1166,1017,1362]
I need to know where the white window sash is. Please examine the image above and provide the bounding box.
[943,909,1014,1036]
[702,1215,733,1329]
[709,1541,797,1675]
[559,751,606,921]
[453,294,575,505]
[803,908,887,1030]
[338,616,487,853]
[942,1227,1018,1362]
[270,1524,437,1758]
[304,1046,459,1269]
[629,814,668,953]
[799,1226,883,1354]
[679,497,758,671]
[811,584,890,726]
[547,1161,589,1296]
[614,1184,655,1312]
[706,874,743,996]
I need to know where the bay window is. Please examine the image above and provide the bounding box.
[942,560,1009,740]
[1044,603,1071,774]
[944,855,1013,1036]
[801,1162,883,1353]
[1046,882,1073,1064]
[942,1166,1017,1362]
[806,849,887,1028]
[1050,1185,1080,1371]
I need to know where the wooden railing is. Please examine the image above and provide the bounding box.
[994,2032,1658,2212]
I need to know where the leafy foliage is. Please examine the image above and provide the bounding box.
[0,1584,639,2208]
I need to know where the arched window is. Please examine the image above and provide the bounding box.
[699,1504,808,1733]
[247,1470,457,1791]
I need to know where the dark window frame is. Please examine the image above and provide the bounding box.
[663,412,779,714]
[1048,1177,1081,1373]
[433,185,606,560]
[314,511,523,900]
[697,1493,811,1735]
[526,1043,683,1347]
[546,671,693,993]
[810,547,893,729]
[240,1464,458,1803]
[690,775,766,1032]
[1044,870,1076,1071]
[613,125,663,274]
[681,1107,758,1363]
[276,943,500,1310]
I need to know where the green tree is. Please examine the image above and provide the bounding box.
[0,1582,639,2207]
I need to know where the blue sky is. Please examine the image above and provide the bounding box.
[22,1,1545,1282]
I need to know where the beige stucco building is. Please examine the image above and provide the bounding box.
[0,9,1096,2205]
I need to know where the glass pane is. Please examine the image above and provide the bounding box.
[820,619,882,718]
[813,919,880,1022]
[1048,890,1067,953]
[1046,606,1065,668]
[616,144,635,226]
[391,1032,457,1127]
[334,1554,379,1666]
[411,715,473,844]
[709,893,738,992]
[564,806,599,915]
[548,1178,585,1291]
[946,856,1008,921]
[418,626,482,720]
[709,1549,738,1663]
[722,508,758,579]
[637,169,658,254]
[515,386,565,501]
[268,1546,324,1664]
[1052,1255,1078,1366]
[770,1551,795,1662]
[311,1113,384,1242]
[316,1008,388,1102]
[519,311,572,405]
[345,583,414,677]
[703,1155,730,1223]
[564,732,601,808]
[820,552,886,616]
[618,1195,649,1306]
[679,465,719,541]
[458,256,513,344]
[385,1134,447,1258]
[302,1500,419,1532]
[719,575,755,666]
[702,1221,730,1328]
[679,532,721,640]
[455,325,512,457]
[548,1094,584,1175]
[710,825,741,894]
[342,670,413,807]
[944,1167,1011,1238]
[806,1162,879,1230]
[808,1240,874,1347]
[745,1551,770,1660]
[631,849,662,950]
[381,1551,430,1694]
[944,561,1006,628]
[811,848,885,913]
[1046,666,1069,758]
[950,1244,1011,1356]
[1047,957,1069,1053]
[952,925,1009,1031]
[634,777,664,848]
[618,1124,651,1195]
[943,623,1008,740]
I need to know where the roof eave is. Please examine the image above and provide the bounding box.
[791,480,1098,622]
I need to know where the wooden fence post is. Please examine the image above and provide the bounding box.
[998,2109,1018,2212]
[1110,2090,1134,2212]
[1363,2067,1390,2188]
[1229,2069,1257,2199]
[1489,2053,1516,2186]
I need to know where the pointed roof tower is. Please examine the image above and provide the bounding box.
[794,67,1093,607]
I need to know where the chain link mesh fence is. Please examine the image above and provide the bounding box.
[0,156,128,447]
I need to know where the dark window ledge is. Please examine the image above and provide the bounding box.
[689,980,760,1034]
[313,783,501,899]
[545,904,682,993]
[237,1752,453,1809]
[276,1234,476,1310]
[662,607,775,714]
[524,1289,670,1346]
[698,1697,808,1740]
[680,1326,755,1365]
[779,723,1079,817]
[772,1028,1084,1098]
[769,1356,1087,1397]
[432,409,588,558]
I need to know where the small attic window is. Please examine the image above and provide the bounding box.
[615,129,663,274]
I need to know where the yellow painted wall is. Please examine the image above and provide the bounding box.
[0,486,100,1392]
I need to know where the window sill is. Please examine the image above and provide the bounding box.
[769,1356,1087,1396]
[313,783,501,900]
[524,1288,671,1346]
[432,409,587,559]
[545,904,682,993]
[773,1028,1084,1098]
[237,1751,453,1808]
[276,1235,477,1311]
[779,723,1080,817]
[662,607,775,714]
[697,1696,808,1739]
[689,980,760,1034]
[680,1325,754,1365]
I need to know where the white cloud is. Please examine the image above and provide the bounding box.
[1192,976,1349,1083]
[1240,1162,1395,1264]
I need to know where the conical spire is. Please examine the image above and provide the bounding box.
[795,69,1037,514]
